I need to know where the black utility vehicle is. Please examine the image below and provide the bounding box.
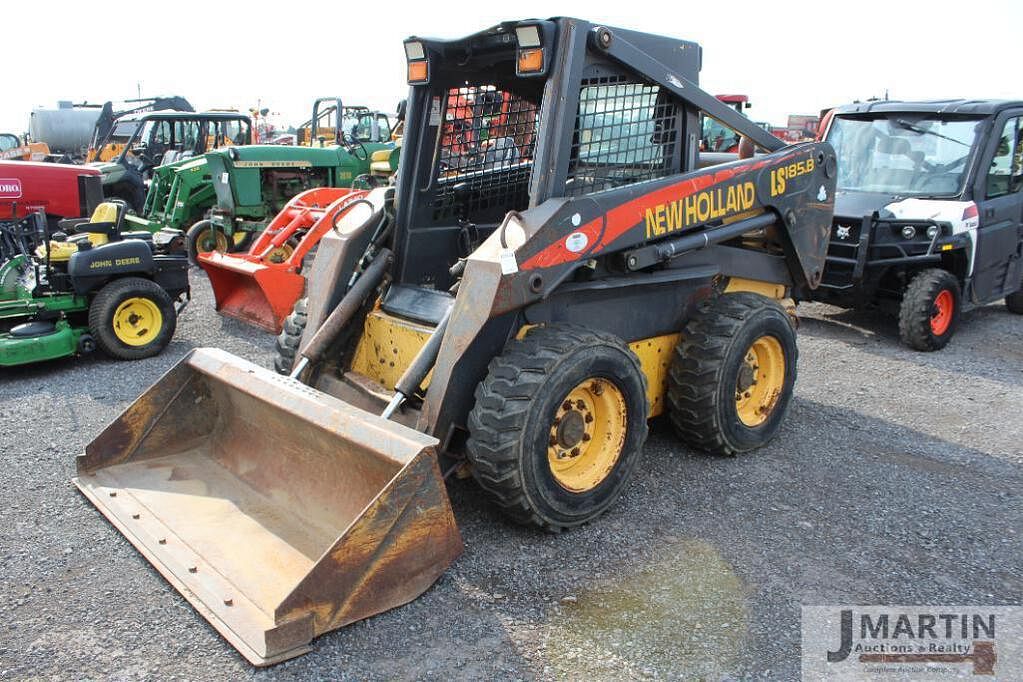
[814,100,1023,350]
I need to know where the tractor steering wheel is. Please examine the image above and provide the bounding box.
[342,134,370,161]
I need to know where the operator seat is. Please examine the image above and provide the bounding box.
[41,202,130,262]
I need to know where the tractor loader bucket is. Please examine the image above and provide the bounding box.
[200,253,305,333]
[199,187,373,333]
[73,348,463,666]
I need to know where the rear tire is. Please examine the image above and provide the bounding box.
[1006,278,1023,314]
[106,184,144,215]
[667,292,797,456]
[88,277,176,361]
[898,268,961,351]
[185,220,229,266]
[274,297,308,375]
[466,325,648,532]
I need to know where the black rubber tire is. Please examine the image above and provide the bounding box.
[88,277,176,361]
[185,220,228,266]
[667,292,798,456]
[1005,279,1023,314]
[898,268,961,351]
[106,184,144,215]
[274,297,308,375]
[466,325,648,532]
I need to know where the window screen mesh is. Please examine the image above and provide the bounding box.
[567,77,677,196]
[431,86,540,221]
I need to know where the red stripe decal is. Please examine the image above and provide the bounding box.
[520,153,795,271]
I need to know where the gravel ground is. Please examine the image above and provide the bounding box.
[1,270,1020,680]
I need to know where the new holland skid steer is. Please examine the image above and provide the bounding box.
[75,19,836,665]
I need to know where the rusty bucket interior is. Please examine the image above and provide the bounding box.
[73,348,462,665]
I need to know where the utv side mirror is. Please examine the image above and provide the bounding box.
[396,99,407,122]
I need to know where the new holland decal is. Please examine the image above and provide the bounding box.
[644,181,756,239]
[520,150,806,271]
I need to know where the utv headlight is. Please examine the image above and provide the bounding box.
[901,225,917,239]
[926,225,940,239]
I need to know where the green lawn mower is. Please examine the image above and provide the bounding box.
[0,202,189,367]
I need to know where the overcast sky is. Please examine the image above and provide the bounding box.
[3,0,1019,134]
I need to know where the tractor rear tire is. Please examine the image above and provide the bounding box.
[274,297,308,375]
[185,220,229,266]
[667,292,797,456]
[106,185,144,215]
[89,277,176,361]
[898,268,961,351]
[466,325,648,532]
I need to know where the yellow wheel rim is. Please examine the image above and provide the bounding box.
[112,297,163,346]
[734,335,785,427]
[266,244,295,263]
[196,228,229,255]
[547,378,627,492]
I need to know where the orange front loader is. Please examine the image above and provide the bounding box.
[198,187,372,333]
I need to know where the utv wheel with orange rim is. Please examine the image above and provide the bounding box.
[466,325,648,532]
[898,268,961,351]
[667,292,798,456]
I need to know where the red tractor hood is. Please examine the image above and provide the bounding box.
[0,160,102,220]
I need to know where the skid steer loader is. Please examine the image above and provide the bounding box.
[75,18,837,666]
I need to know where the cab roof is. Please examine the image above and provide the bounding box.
[833,99,1023,118]
[114,110,250,123]
[406,17,702,75]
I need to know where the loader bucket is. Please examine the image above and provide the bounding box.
[73,348,463,666]
[198,187,373,334]
[200,251,305,333]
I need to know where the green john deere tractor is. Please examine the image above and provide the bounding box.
[187,99,394,262]
[121,99,395,264]
[88,110,252,213]
[127,155,216,234]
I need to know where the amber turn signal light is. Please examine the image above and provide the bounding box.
[407,61,429,84]
[517,48,544,74]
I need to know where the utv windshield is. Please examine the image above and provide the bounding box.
[827,115,983,197]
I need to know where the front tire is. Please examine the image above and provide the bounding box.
[185,220,230,266]
[667,292,797,456]
[1006,275,1023,314]
[274,297,307,375]
[466,325,648,532]
[898,268,961,351]
[88,277,176,360]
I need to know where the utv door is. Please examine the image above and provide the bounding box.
[973,113,1023,302]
